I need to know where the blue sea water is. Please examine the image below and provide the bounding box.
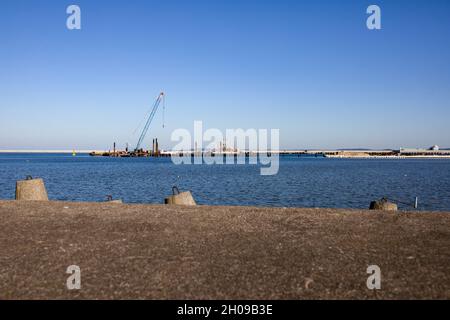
[0,153,449,211]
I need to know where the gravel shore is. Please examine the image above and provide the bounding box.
[0,200,449,299]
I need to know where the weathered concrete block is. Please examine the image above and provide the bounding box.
[15,177,48,201]
[369,198,398,211]
[165,187,196,206]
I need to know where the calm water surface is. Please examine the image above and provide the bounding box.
[1,153,449,211]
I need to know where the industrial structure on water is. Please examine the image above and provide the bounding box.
[89,91,450,159]
[90,92,166,158]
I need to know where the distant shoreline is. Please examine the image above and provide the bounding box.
[0,150,96,154]
[1,150,450,160]
[325,155,450,159]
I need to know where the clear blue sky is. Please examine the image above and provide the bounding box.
[1,0,449,150]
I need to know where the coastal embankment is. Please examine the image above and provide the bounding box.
[0,200,449,299]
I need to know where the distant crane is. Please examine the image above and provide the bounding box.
[135,92,165,152]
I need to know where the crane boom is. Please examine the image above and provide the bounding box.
[135,92,165,151]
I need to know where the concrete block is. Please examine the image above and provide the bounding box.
[370,198,398,211]
[15,177,49,201]
[165,187,196,206]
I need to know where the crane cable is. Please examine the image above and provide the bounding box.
[132,92,165,135]
[132,105,152,135]
[162,93,165,128]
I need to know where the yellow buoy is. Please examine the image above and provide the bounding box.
[72,149,76,156]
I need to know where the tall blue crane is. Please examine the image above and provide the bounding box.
[135,92,165,151]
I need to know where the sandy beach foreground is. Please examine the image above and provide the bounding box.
[0,200,449,300]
